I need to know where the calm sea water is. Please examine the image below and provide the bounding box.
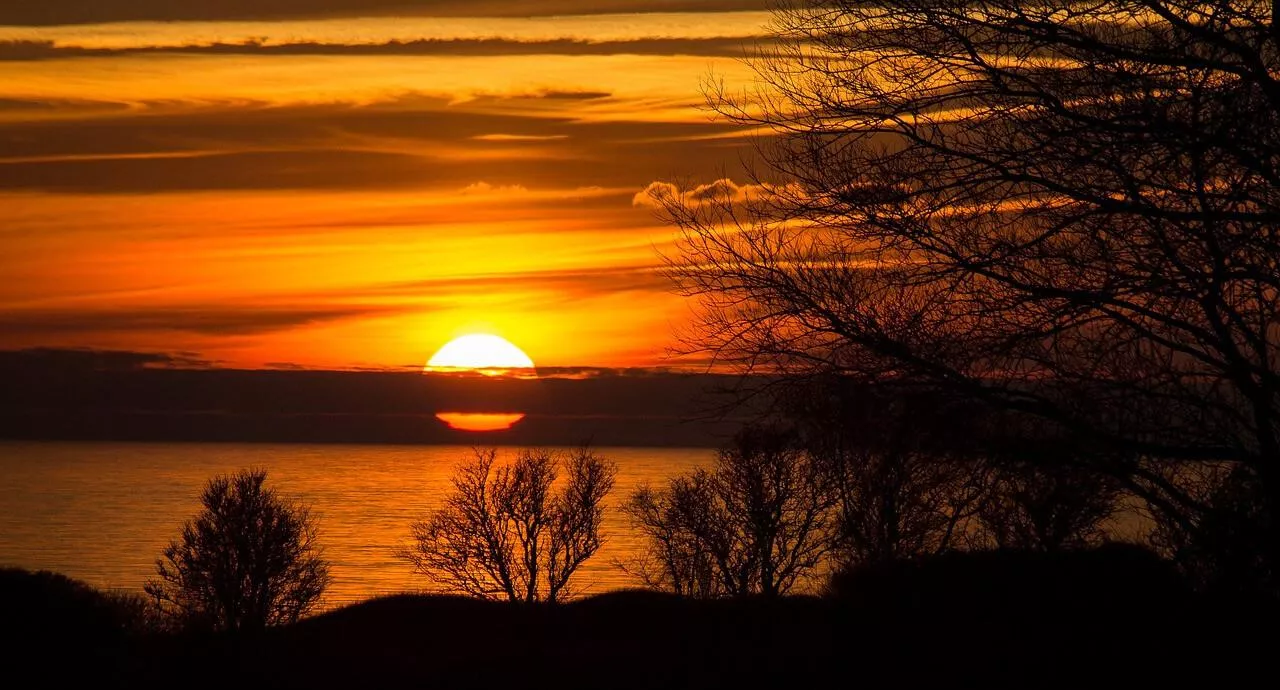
[0,441,713,605]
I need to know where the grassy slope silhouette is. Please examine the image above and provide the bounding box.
[5,546,1275,690]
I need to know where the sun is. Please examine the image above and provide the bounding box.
[426,333,535,375]
[436,412,526,431]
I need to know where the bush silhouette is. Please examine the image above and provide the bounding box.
[144,468,329,632]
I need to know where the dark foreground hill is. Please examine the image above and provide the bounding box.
[3,548,1276,689]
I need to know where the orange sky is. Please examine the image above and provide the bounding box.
[0,2,770,369]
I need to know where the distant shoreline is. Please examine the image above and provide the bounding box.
[0,354,751,448]
[0,435,723,450]
[0,411,732,448]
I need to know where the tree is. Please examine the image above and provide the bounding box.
[1148,464,1276,594]
[619,483,724,598]
[145,469,329,632]
[400,448,616,604]
[977,459,1122,552]
[823,442,989,567]
[621,426,834,597]
[790,383,990,568]
[659,0,1280,588]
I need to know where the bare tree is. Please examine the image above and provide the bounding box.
[977,459,1122,552]
[621,426,834,597]
[1148,464,1276,594]
[658,0,1280,588]
[824,443,989,567]
[400,448,616,604]
[618,483,724,598]
[784,381,990,567]
[145,469,329,632]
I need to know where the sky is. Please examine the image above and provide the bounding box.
[0,1,772,370]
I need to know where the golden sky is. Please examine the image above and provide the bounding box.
[0,1,769,369]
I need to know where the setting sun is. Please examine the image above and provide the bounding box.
[426,334,535,375]
[435,412,527,432]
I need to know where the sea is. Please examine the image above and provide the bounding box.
[0,441,713,606]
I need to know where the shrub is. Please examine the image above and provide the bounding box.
[144,468,329,631]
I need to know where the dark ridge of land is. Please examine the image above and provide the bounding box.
[0,349,754,447]
[0,409,740,447]
[4,549,1276,689]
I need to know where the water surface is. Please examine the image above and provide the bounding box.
[0,441,712,605]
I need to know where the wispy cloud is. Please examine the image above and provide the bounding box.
[0,96,753,194]
[471,133,570,142]
[0,304,411,336]
[351,265,671,301]
[0,347,211,370]
[0,53,753,123]
[633,178,786,207]
[0,13,770,50]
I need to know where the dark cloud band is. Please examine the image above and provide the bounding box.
[0,1,770,26]
[0,305,408,336]
[0,37,766,61]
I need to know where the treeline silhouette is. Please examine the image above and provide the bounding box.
[111,415,1258,635]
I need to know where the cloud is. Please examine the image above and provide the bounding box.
[0,2,771,25]
[0,149,447,193]
[369,265,671,300]
[0,347,211,370]
[472,133,570,142]
[0,49,758,127]
[525,365,710,379]
[0,97,755,194]
[269,266,673,318]
[0,305,407,337]
[527,90,613,101]
[0,38,767,61]
[687,178,743,202]
[459,181,530,196]
[0,13,769,49]
[633,178,788,207]
[0,95,130,116]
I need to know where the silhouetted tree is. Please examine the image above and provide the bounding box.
[1149,464,1276,595]
[401,448,616,604]
[977,459,1122,552]
[824,443,988,568]
[659,0,1280,587]
[622,426,834,597]
[619,484,724,598]
[785,382,989,568]
[144,469,329,632]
